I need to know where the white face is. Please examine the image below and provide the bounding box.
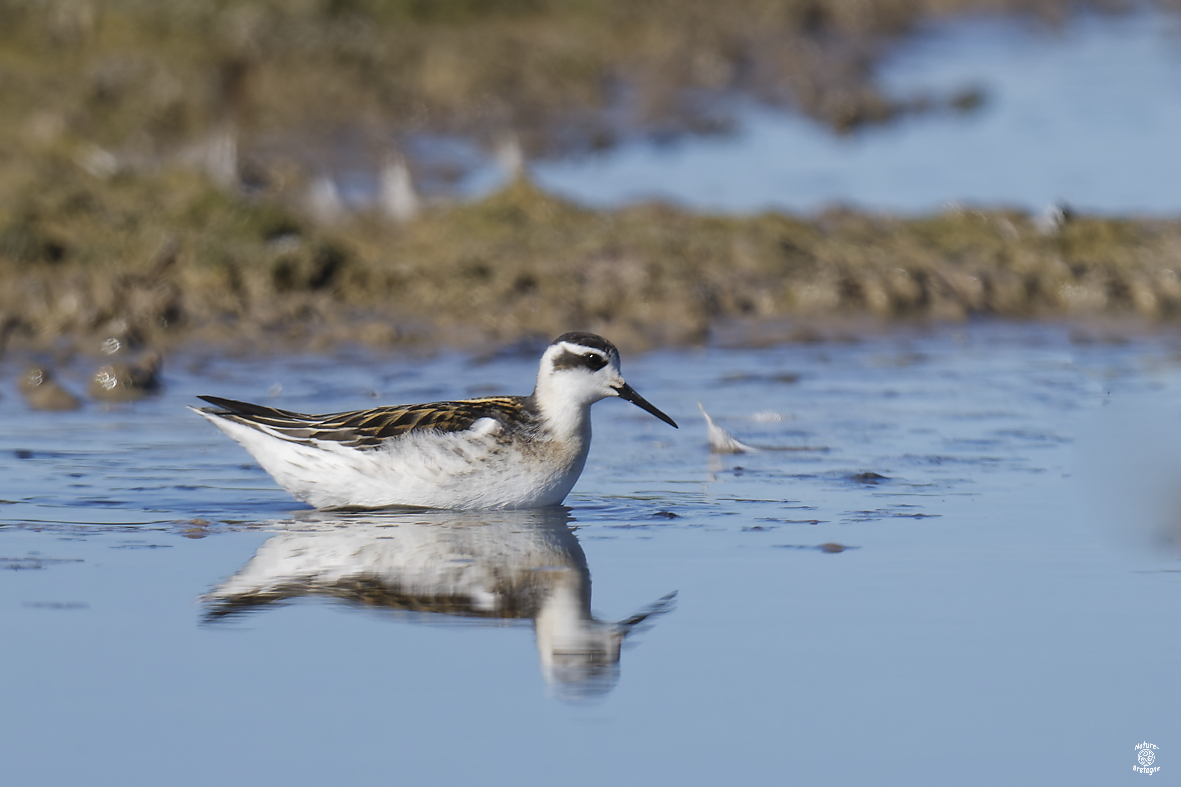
[541,340,624,405]
[538,339,678,428]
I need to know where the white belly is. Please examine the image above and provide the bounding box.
[215,415,590,510]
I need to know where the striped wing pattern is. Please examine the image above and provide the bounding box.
[198,395,532,449]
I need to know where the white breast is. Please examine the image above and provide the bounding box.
[208,414,590,509]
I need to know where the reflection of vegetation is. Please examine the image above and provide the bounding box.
[0,1,1170,354]
[6,173,1181,354]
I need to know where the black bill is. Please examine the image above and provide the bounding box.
[614,383,678,428]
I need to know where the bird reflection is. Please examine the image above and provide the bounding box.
[203,507,675,699]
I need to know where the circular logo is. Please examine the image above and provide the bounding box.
[1139,749,1156,767]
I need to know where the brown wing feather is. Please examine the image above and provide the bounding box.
[197,395,533,449]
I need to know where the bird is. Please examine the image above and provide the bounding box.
[192,332,678,509]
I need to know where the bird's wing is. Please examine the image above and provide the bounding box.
[196,395,530,449]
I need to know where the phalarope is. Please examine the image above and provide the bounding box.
[193,332,678,509]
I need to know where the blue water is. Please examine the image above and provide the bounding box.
[2,323,1179,784]
[534,11,1181,215]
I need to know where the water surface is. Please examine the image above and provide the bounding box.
[535,11,1181,214]
[2,323,1179,784]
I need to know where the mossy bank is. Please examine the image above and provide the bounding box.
[5,167,1181,357]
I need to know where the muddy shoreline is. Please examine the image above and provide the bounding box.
[5,175,1181,362]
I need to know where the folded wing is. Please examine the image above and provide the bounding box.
[196,395,531,449]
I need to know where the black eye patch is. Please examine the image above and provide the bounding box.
[552,348,609,372]
[582,352,607,371]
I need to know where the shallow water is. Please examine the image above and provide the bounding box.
[3,323,1180,784]
[535,11,1181,215]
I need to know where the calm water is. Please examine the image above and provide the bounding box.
[534,11,1181,214]
[2,323,1179,784]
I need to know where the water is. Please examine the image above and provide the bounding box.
[2,324,1180,784]
[534,11,1181,215]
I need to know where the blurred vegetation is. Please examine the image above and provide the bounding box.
[7,172,1181,355]
[0,0,1173,356]
[0,0,1102,151]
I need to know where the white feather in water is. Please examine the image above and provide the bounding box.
[698,403,758,454]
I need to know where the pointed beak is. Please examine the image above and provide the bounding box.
[613,383,678,428]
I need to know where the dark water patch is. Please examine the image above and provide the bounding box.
[901,454,1007,467]
[843,507,942,523]
[23,602,89,610]
[773,543,859,553]
[944,411,1023,421]
[1,556,84,570]
[945,438,1006,448]
[717,372,801,385]
[765,518,827,525]
[757,445,831,453]
[992,429,1072,444]
[718,497,803,504]
[10,522,174,532]
[870,352,928,368]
